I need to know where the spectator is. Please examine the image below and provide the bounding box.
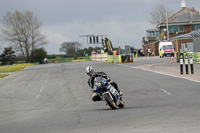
[148,48,151,57]
[44,58,48,64]
[101,49,104,54]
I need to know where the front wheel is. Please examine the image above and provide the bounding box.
[104,93,117,110]
[119,98,124,108]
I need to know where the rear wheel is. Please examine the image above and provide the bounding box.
[104,93,117,110]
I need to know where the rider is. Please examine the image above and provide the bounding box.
[85,66,123,102]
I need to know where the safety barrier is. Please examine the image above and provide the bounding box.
[72,59,87,62]
[184,52,200,63]
[176,52,200,63]
[91,53,108,61]
[91,52,134,63]
[193,52,200,63]
[107,55,122,63]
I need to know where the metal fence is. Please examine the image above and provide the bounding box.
[180,38,200,52]
[193,38,200,52]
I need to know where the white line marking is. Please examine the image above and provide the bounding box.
[36,76,49,99]
[160,88,172,95]
[130,66,200,83]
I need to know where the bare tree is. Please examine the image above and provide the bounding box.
[0,10,47,62]
[60,42,82,55]
[149,4,174,25]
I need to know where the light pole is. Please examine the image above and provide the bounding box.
[166,11,169,40]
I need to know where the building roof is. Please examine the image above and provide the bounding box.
[146,29,159,32]
[170,29,200,40]
[158,8,200,27]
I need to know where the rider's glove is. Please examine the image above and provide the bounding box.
[106,78,111,82]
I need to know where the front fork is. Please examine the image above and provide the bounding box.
[102,91,121,106]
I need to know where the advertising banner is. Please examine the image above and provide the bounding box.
[102,38,113,52]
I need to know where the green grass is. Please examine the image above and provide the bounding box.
[0,74,9,79]
[0,64,32,73]
[48,56,90,63]
[0,64,32,79]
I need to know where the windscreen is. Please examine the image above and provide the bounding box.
[163,45,173,49]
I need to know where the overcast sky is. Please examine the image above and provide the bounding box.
[0,0,200,54]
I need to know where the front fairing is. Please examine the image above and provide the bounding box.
[107,85,120,105]
[93,77,109,94]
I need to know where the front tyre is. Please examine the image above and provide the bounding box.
[119,98,124,108]
[104,93,117,110]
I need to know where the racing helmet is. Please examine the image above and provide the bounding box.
[85,66,95,76]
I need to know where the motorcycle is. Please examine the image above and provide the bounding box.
[93,77,124,110]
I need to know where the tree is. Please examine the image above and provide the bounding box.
[0,10,47,63]
[0,47,16,65]
[59,42,82,55]
[76,49,85,57]
[30,48,47,64]
[149,4,174,25]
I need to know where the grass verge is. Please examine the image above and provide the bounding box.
[0,64,32,79]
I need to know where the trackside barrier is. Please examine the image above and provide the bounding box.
[107,55,122,63]
[179,53,194,75]
[91,53,108,61]
[185,55,189,74]
[180,53,183,75]
[121,54,134,63]
[193,52,200,63]
[91,52,134,63]
[107,54,134,63]
[185,52,200,63]
[72,59,86,62]
[189,54,194,74]
[176,52,200,63]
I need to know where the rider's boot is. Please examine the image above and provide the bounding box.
[117,88,123,96]
[111,82,123,96]
[92,93,102,102]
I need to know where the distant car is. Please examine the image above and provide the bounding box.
[159,41,174,58]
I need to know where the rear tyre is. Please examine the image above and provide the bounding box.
[104,93,117,110]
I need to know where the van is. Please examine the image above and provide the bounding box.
[159,41,174,58]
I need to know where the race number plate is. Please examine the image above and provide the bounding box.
[110,86,116,95]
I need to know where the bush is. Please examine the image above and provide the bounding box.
[0,47,16,65]
[30,48,47,64]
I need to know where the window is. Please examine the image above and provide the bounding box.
[191,24,200,31]
[169,26,178,33]
[196,24,200,30]
[169,25,184,33]
[163,45,173,49]
[179,25,184,32]
[191,25,195,31]
[155,32,159,37]
[148,31,154,37]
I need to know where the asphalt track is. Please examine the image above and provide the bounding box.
[0,59,200,133]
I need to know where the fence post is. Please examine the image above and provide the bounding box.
[180,53,183,75]
[189,54,194,74]
[185,54,189,74]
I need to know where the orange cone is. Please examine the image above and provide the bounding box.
[130,56,132,62]
[172,55,174,60]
